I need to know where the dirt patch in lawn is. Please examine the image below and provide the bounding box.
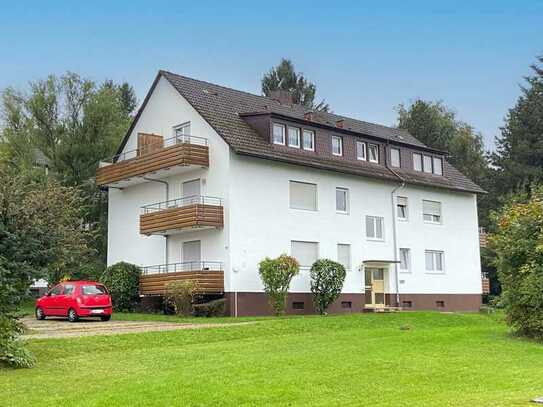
[22,317,256,339]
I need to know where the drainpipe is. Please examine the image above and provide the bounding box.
[384,142,405,307]
[143,177,169,265]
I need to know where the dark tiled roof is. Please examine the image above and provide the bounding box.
[152,71,483,193]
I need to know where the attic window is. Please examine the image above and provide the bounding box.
[202,89,218,96]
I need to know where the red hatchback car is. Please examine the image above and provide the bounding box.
[35,281,112,322]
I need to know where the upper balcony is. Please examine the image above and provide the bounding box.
[96,133,209,188]
[140,195,224,236]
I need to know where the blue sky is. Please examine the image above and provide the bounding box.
[1,1,541,149]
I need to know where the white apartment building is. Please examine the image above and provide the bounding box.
[98,71,484,316]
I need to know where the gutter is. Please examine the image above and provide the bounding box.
[384,141,406,308]
[143,177,169,265]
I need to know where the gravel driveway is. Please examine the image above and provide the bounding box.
[22,317,254,339]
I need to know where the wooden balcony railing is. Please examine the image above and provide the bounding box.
[140,196,223,235]
[96,135,209,187]
[139,261,224,295]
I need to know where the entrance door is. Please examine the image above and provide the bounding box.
[364,268,385,308]
[182,179,201,204]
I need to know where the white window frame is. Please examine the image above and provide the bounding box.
[399,248,411,273]
[291,240,319,269]
[368,144,379,163]
[288,127,301,148]
[335,187,349,214]
[356,141,367,161]
[423,155,433,174]
[423,200,442,224]
[366,215,385,241]
[413,153,423,172]
[302,129,315,151]
[337,243,351,271]
[332,136,343,156]
[173,122,191,142]
[397,196,408,221]
[425,250,445,273]
[273,123,286,145]
[433,157,443,175]
[390,148,401,168]
[289,181,318,211]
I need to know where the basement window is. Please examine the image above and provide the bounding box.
[292,301,305,310]
[436,301,445,309]
[402,301,413,308]
[341,301,352,309]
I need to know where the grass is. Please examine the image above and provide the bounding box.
[2,311,543,406]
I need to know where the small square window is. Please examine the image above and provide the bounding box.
[436,301,445,308]
[288,127,301,148]
[402,300,413,308]
[356,141,367,161]
[303,129,315,151]
[423,200,442,224]
[273,123,285,145]
[341,301,352,309]
[332,136,343,156]
[368,144,379,163]
[391,148,400,167]
[425,250,444,273]
[292,301,305,310]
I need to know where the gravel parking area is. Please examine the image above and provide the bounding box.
[22,317,254,339]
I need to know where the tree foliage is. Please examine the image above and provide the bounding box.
[262,58,329,112]
[310,259,346,315]
[0,168,92,367]
[100,262,141,312]
[490,187,543,339]
[258,254,300,316]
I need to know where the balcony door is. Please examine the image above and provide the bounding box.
[182,179,200,205]
[182,240,201,271]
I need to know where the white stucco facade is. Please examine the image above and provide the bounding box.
[106,75,482,312]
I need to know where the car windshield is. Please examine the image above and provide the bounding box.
[81,285,107,295]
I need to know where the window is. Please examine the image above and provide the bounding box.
[341,301,352,309]
[183,240,201,267]
[292,301,305,310]
[391,148,401,167]
[366,216,384,240]
[288,127,301,148]
[423,155,433,173]
[436,300,445,308]
[356,141,367,161]
[425,250,444,273]
[303,129,315,151]
[399,248,410,272]
[63,284,75,295]
[433,157,443,175]
[336,187,349,213]
[368,144,379,163]
[397,196,408,220]
[337,244,351,270]
[289,181,317,211]
[291,241,319,268]
[174,122,191,142]
[332,136,343,156]
[49,285,63,296]
[423,200,442,223]
[273,123,285,145]
[82,285,108,295]
[402,300,413,308]
[413,153,423,171]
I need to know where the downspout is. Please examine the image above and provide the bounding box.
[143,177,169,265]
[384,142,405,307]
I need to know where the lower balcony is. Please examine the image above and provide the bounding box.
[139,261,224,296]
[140,196,224,235]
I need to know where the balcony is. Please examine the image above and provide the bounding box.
[96,134,209,188]
[140,196,224,235]
[139,261,224,296]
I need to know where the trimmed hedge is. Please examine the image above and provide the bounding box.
[100,262,140,312]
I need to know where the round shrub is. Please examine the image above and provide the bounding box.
[164,280,199,316]
[310,259,346,315]
[259,254,300,316]
[100,262,141,312]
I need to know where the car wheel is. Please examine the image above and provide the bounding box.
[67,308,79,322]
[35,307,46,320]
[100,315,111,322]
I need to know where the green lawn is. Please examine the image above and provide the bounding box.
[2,312,543,406]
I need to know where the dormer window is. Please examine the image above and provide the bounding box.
[423,156,433,174]
[391,148,400,167]
[433,157,443,175]
[288,127,301,148]
[303,129,315,151]
[413,153,423,171]
[368,144,379,163]
[273,123,285,145]
[356,141,367,161]
[332,136,343,156]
